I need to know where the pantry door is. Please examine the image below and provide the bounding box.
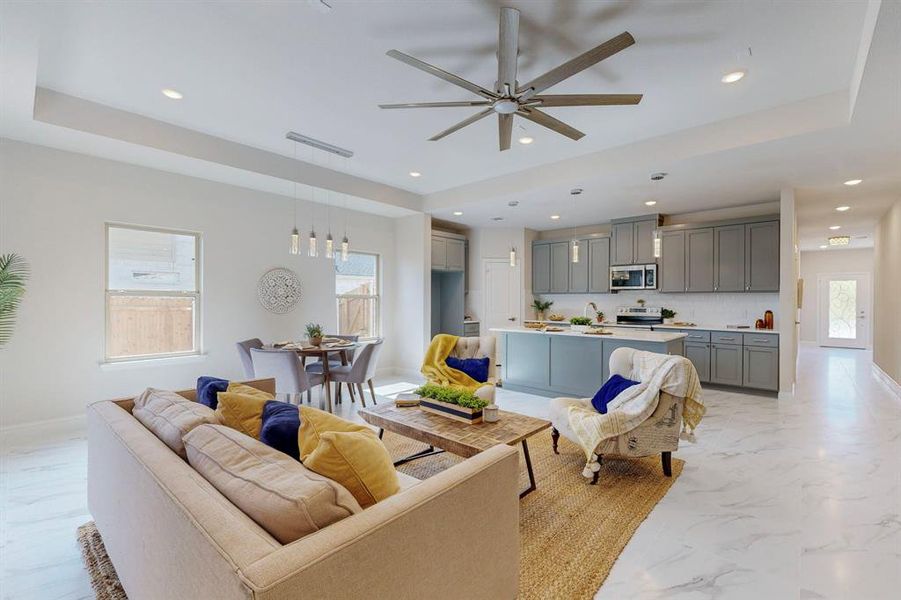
[817,272,870,349]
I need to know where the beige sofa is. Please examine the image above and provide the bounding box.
[87,378,520,599]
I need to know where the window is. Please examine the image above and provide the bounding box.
[335,252,380,339]
[105,224,201,361]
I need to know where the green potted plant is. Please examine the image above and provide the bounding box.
[569,316,593,333]
[595,310,605,324]
[661,308,677,325]
[305,322,323,346]
[530,298,553,321]
[414,383,489,424]
[0,253,29,349]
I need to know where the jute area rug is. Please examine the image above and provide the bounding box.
[77,431,681,600]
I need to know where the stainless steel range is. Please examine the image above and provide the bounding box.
[616,306,663,326]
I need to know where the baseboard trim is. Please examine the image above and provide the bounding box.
[872,363,901,398]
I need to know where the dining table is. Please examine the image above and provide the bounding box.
[271,339,358,412]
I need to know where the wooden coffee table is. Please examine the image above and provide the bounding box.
[358,402,551,498]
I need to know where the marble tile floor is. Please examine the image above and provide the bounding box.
[0,345,898,599]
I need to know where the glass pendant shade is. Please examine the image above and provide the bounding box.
[325,233,334,259]
[290,228,300,255]
[509,247,516,267]
[653,229,661,258]
[308,231,318,257]
[341,236,349,261]
[571,239,580,263]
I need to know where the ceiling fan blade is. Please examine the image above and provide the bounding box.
[379,101,492,109]
[386,50,498,100]
[517,32,635,100]
[517,107,585,141]
[429,108,495,141]
[497,7,520,94]
[498,113,513,151]
[529,94,643,107]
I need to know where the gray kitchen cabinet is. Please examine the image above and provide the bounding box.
[745,221,780,291]
[445,238,465,271]
[532,243,550,294]
[634,219,657,264]
[588,237,611,293]
[548,336,607,396]
[743,345,779,391]
[684,342,711,383]
[660,230,686,292]
[504,333,550,389]
[568,238,589,293]
[430,237,447,270]
[549,242,570,293]
[611,222,635,265]
[710,343,743,386]
[714,224,746,292]
[685,228,714,292]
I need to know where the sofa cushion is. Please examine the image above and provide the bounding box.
[132,388,219,460]
[259,401,301,460]
[303,430,399,509]
[183,424,361,544]
[297,406,372,461]
[215,383,275,439]
[196,376,229,409]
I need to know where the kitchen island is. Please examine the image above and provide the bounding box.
[490,327,687,398]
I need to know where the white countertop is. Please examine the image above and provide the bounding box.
[490,326,687,343]
[521,320,779,335]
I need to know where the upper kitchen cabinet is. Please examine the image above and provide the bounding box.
[745,221,780,291]
[588,237,611,293]
[532,242,551,293]
[660,230,686,292]
[549,242,570,293]
[685,228,714,292]
[611,216,661,265]
[431,231,466,272]
[568,238,590,293]
[713,224,746,292]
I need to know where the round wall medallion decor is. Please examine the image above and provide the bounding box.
[257,268,301,314]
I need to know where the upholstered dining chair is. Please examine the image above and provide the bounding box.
[250,348,325,407]
[304,334,360,372]
[235,338,263,379]
[548,347,686,484]
[326,338,384,408]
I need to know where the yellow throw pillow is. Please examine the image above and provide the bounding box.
[303,430,399,508]
[298,406,372,461]
[215,383,274,439]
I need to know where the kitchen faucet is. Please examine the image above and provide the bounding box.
[584,301,598,318]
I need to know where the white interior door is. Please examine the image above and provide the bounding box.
[483,259,522,334]
[817,272,870,349]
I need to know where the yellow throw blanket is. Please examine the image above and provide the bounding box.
[420,334,482,391]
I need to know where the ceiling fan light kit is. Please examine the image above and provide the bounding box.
[379,7,642,151]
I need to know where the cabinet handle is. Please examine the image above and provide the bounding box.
[720,337,735,341]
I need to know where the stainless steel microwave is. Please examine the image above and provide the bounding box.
[610,264,657,290]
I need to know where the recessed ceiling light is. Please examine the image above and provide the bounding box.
[843,179,862,186]
[829,225,841,230]
[550,215,561,220]
[452,211,463,216]
[161,88,183,100]
[721,70,746,84]
[518,136,534,145]
[829,236,850,246]
[491,216,504,222]
[819,245,828,249]
[409,171,421,178]
[835,206,851,212]
[645,200,657,206]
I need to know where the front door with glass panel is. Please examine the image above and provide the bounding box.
[817,272,870,349]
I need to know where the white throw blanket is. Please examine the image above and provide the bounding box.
[566,351,704,478]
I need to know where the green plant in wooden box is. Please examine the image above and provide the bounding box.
[414,384,488,424]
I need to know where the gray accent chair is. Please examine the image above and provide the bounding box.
[250,348,325,407]
[326,338,384,408]
[235,338,263,379]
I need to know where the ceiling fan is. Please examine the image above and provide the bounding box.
[379,7,642,151]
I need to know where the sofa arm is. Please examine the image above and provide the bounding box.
[240,444,521,600]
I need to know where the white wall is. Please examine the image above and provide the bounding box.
[0,140,403,427]
[799,248,874,344]
[393,213,430,377]
[778,188,799,395]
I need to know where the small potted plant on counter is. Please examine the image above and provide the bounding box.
[305,322,323,346]
[661,308,677,325]
[531,298,553,321]
[595,310,605,324]
[569,316,593,333]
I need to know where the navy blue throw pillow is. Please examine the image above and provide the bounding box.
[196,376,229,409]
[259,401,301,461]
[445,356,490,383]
[591,374,640,414]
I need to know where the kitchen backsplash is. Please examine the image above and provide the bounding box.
[531,291,780,327]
